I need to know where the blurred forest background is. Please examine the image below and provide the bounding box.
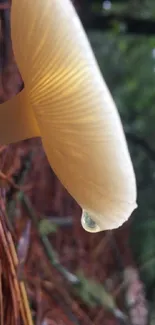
[0,0,155,324]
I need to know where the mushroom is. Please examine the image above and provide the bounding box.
[0,0,137,232]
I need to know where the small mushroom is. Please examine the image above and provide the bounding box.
[0,0,137,232]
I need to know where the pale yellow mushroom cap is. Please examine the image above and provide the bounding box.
[0,0,137,232]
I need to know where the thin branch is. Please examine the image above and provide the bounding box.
[17,191,127,323]
[82,12,155,35]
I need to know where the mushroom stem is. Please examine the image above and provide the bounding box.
[0,91,40,145]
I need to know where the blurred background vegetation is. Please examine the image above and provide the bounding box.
[1,0,155,324]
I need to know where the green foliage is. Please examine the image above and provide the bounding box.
[87,0,155,301]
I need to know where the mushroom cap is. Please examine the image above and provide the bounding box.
[9,0,137,232]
